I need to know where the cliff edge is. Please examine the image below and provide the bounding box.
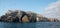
[0,10,60,22]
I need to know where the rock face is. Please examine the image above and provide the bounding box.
[0,10,60,22]
[22,15,29,23]
[48,18,60,22]
[26,12,37,22]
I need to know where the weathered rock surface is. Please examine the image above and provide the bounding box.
[48,18,60,22]
[22,15,29,23]
[0,10,60,22]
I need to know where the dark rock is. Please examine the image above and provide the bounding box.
[0,15,7,21]
[26,12,37,22]
[0,10,60,22]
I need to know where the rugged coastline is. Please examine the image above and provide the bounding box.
[0,10,60,23]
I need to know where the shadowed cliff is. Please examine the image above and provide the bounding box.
[0,10,60,23]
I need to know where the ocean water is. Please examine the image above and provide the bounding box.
[0,22,60,28]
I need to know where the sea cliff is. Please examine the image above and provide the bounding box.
[0,10,60,22]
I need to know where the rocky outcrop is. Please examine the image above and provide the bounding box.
[0,10,60,22]
[22,15,29,23]
[48,18,60,22]
[26,12,37,22]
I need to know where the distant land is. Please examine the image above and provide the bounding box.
[0,10,60,23]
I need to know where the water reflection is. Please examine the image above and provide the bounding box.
[0,22,60,28]
[35,22,60,28]
[0,22,36,28]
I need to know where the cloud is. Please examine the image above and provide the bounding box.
[44,0,60,20]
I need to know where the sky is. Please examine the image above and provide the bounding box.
[44,0,60,20]
[0,0,60,20]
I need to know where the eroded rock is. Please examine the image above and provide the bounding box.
[22,15,29,23]
[0,10,60,22]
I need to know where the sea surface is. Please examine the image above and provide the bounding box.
[0,22,60,28]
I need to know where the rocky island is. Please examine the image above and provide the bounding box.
[0,10,60,23]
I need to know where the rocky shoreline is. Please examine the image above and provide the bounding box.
[0,10,60,23]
